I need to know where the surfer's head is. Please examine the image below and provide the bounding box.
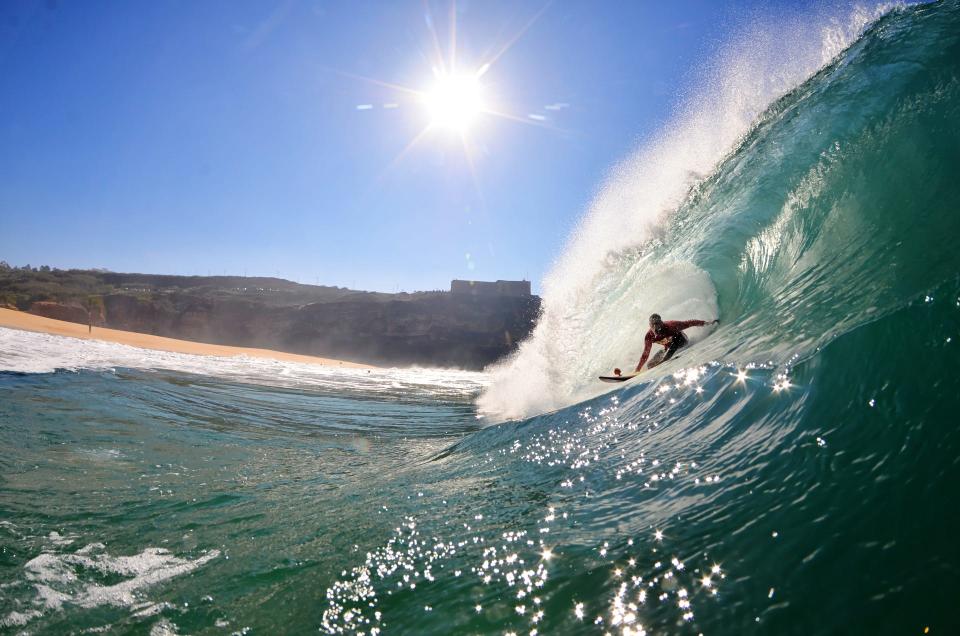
[649,313,663,329]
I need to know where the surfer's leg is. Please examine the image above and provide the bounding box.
[662,334,688,362]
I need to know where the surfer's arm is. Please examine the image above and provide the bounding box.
[675,318,720,330]
[634,337,653,372]
[675,319,708,330]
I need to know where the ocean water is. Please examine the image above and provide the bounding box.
[3,2,960,634]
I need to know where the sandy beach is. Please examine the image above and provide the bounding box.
[0,308,374,368]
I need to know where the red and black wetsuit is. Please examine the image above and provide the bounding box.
[636,319,707,369]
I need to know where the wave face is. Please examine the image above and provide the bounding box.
[481,0,960,420]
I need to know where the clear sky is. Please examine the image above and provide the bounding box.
[1,0,811,293]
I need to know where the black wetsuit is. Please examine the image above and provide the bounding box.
[636,319,706,369]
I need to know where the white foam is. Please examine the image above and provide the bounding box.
[0,327,486,399]
[0,609,42,628]
[4,542,220,628]
[149,618,182,635]
[132,602,175,618]
[47,531,76,546]
[479,3,896,421]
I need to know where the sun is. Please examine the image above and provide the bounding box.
[422,71,486,133]
[341,1,555,176]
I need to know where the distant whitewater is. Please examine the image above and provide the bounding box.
[480,1,958,420]
[0,327,486,401]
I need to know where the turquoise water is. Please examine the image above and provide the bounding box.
[4,2,960,634]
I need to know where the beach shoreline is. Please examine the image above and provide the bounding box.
[0,308,375,369]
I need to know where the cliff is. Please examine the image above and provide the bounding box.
[0,266,540,369]
[26,300,90,324]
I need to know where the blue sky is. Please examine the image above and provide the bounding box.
[2,0,802,293]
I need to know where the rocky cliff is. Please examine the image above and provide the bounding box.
[2,267,540,369]
[97,292,539,368]
[26,301,90,324]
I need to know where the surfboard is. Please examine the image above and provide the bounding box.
[598,373,639,383]
[599,354,683,382]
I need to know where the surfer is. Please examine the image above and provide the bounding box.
[634,313,719,372]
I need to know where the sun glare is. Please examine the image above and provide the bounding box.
[344,3,554,183]
[423,72,485,132]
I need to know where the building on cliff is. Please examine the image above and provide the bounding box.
[450,279,531,297]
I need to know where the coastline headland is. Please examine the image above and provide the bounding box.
[0,266,540,369]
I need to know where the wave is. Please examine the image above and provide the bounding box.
[480,0,960,420]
